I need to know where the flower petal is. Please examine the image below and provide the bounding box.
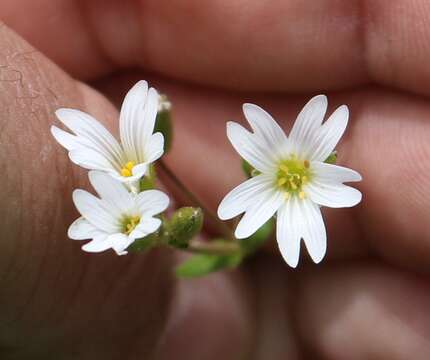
[136,190,170,217]
[131,163,148,178]
[226,121,277,173]
[145,132,164,163]
[276,200,301,268]
[88,171,133,213]
[119,81,159,163]
[300,199,327,264]
[307,105,349,161]
[81,234,113,253]
[72,189,120,233]
[235,189,284,239]
[289,95,327,156]
[311,162,362,183]
[129,217,161,239]
[51,125,80,151]
[55,108,124,169]
[68,217,103,240]
[217,174,275,220]
[119,81,148,161]
[69,148,117,173]
[109,233,134,255]
[306,181,362,208]
[242,103,287,151]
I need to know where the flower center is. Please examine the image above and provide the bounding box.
[276,156,311,199]
[122,215,141,235]
[121,161,135,177]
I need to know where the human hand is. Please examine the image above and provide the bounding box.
[1,1,430,358]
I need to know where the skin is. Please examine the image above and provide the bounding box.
[1,0,430,358]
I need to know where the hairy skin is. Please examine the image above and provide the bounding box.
[1,0,430,358]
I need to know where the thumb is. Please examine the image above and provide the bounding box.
[0,25,174,358]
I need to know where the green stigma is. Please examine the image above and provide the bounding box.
[276,155,312,199]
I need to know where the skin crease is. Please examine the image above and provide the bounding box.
[0,0,430,359]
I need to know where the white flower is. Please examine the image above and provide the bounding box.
[217,95,362,267]
[69,171,169,255]
[51,80,164,188]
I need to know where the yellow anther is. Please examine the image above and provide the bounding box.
[302,176,308,183]
[121,168,132,177]
[121,161,136,177]
[299,191,306,199]
[284,192,290,200]
[290,181,297,190]
[304,160,310,168]
[278,177,287,186]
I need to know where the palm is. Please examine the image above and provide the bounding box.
[1,1,430,359]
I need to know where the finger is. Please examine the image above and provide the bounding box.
[98,74,430,268]
[294,262,430,359]
[0,26,176,357]
[3,1,430,95]
[154,261,255,360]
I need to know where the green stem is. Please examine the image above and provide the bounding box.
[187,239,241,256]
[157,160,235,241]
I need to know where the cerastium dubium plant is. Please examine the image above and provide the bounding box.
[51,81,362,277]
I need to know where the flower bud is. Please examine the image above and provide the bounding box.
[164,207,203,248]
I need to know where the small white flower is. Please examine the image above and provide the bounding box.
[217,95,362,267]
[69,171,169,255]
[51,80,164,188]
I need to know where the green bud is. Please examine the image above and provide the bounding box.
[175,252,242,278]
[163,207,203,248]
[155,94,173,154]
[324,151,337,165]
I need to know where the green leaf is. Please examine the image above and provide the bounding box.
[175,253,242,278]
[154,97,173,154]
[324,151,337,165]
[164,207,203,248]
[240,218,274,256]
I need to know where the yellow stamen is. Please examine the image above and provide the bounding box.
[121,168,132,177]
[278,177,287,186]
[276,155,312,200]
[121,161,136,177]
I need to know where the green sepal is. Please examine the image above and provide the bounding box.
[175,252,242,278]
[241,159,260,178]
[164,207,203,248]
[154,96,173,154]
[324,151,337,165]
[139,165,156,191]
[127,231,160,252]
